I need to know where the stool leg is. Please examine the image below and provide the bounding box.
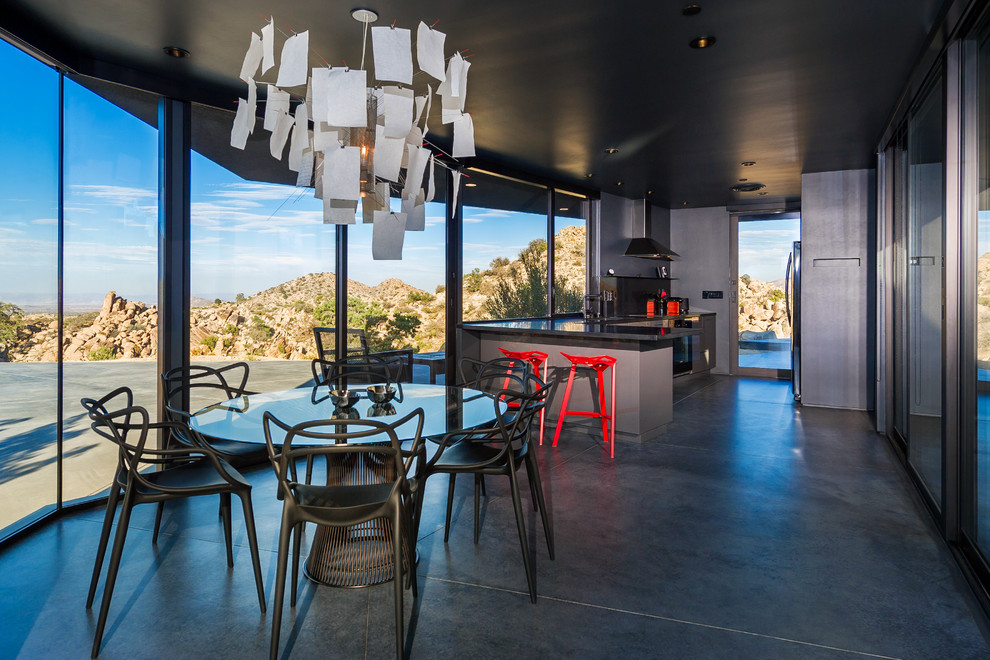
[538,361,547,444]
[596,368,609,445]
[552,365,577,447]
[610,364,616,458]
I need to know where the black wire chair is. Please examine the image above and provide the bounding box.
[414,375,555,603]
[313,326,414,383]
[263,408,425,660]
[161,362,269,468]
[81,387,265,658]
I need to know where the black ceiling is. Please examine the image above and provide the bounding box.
[1,0,944,208]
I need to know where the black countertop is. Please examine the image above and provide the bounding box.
[460,317,704,342]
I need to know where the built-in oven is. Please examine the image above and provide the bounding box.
[671,316,700,376]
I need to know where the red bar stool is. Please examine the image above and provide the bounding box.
[552,352,617,458]
[498,347,550,444]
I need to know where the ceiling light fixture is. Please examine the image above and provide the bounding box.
[681,4,702,16]
[741,161,756,166]
[616,181,623,186]
[730,182,766,193]
[163,46,190,58]
[231,9,476,261]
[350,8,379,23]
[757,192,769,196]
[689,35,716,49]
[465,183,477,187]
[559,207,569,211]
[585,173,594,178]
[605,148,619,154]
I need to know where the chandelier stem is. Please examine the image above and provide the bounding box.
[360,18,369,71]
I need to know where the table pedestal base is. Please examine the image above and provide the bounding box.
[305,519,398,587]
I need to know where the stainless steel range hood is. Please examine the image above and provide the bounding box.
[623,199,679,260]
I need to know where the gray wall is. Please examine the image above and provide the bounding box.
[800,169,874,409]
[670,206,733,374]
[598,193,672,278]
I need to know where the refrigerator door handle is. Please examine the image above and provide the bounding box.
[785,252,793,323]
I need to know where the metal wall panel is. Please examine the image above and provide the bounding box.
[800,169,874,409]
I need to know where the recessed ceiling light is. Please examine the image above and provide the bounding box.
[730,182,766,193]
[465,183,477,187]
[689,35,716,49]
[682,4,702,16]
[163,46,190,58]
[682,201,689,206]
[585,173,594,178]
[647,190,653,195]
[559,207,569,211]
[605,148,619,154]
[351,8,379,23]
[616,181,623,186]
[741,161,756,167]
[757,192,769,196]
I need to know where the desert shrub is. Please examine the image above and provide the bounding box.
[740,274,751,285]
[490,256,510,269]
[235,293,246,302]
[87,346,117,361]
[484,239,581,318]
[313,298,335,327]
[214,298,222,305]
[0,301,24,359]
[435,285,445,294]
[248,316,274,343]
[223,338,233,348]
[201,335,218,350]
[407,291,435,303]
[464,268,483,292]
[222,323,239,335]
[768,288,784,303]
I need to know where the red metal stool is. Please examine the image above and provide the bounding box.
[498,348,550,445]
[552,352,617,458]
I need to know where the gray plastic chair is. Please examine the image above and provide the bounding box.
[81,387,265,658]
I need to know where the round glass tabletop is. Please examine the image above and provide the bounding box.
[189,383,501,445]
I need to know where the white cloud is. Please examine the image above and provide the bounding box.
[70,184,156,205]
[208,182,306,202]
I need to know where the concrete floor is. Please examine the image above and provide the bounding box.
[1,375,988,658]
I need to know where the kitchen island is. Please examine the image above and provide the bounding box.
[459,312,715,441]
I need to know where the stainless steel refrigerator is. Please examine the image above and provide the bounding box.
[786,240,801,401]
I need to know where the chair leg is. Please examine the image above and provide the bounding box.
[270,513,294,660]
[152,501,165,544]
[552,365,577,447]
[392,508,405,660]
[87,485,121,609]
[92,489,136,658]
[443,473,456,543]
[525,450,555,559]
[596,369,609,445]
[290,522,303,607]
[527,461,539,511]
[473,474,482,544]
[236,491,267,613]
[507,466,537,603]
[220,492,234,567]
[402,503,418,599]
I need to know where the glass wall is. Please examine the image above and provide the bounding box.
[60,76,160,505]
[906,77,945,507]
[188,103,333,393]
[461,170,590,321]
[553,190,588,314]
[0,39,59,531]
[346,184,447,362]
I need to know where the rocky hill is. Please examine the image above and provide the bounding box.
[738,275,791,339]
[5,226,586,362]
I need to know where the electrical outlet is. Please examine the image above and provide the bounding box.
[702,290,723,299]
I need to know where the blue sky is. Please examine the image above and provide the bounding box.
[0,37,584,310]
[737,218,800,283]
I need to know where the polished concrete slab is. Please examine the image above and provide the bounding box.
[1,376,988,658]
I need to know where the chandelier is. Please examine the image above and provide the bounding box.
[230,9,475,259]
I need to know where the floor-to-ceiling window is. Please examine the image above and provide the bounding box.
[0,39,59,531]
[553,189,588,315]
[60,76,160,506]
[460,170,591,321]
[188,103,333,392]
[906,76,945,508]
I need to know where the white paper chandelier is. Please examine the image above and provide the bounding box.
[230,10,475,259]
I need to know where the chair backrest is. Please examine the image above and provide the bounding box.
[495,376,555,447]
[310,356,397,388]
[161,362,252,414]
[262,408,425,518]
[459,356,532,395]
[313,327,369,362]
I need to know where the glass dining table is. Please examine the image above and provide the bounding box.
[188,382,503,587]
